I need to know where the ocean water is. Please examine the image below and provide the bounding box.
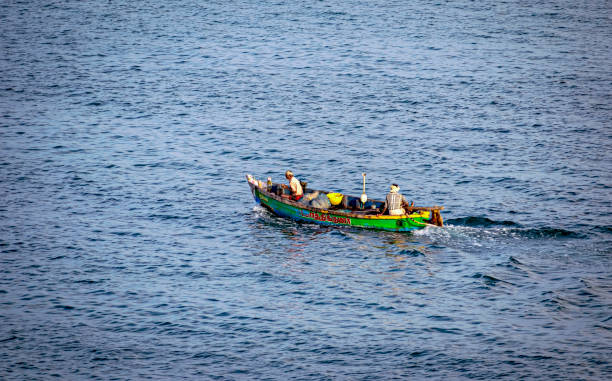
[1,0,611,379]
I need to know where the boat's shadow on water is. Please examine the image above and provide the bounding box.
[244,206,442,278]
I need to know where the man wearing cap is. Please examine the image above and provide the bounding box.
[281,170,303,201]
[380,183,408,215]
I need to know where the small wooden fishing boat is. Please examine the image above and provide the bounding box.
[246,174,443,232]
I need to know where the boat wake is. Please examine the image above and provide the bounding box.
[444,217,585,239]
[446,216,520,228]
[409,216,588,253]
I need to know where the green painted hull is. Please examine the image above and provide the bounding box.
[247,179,442,232]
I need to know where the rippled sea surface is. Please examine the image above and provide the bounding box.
[1,0,611,379]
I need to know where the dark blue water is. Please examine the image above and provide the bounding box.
[1,0,611,379]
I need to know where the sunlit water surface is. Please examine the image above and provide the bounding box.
[1,0,611,379]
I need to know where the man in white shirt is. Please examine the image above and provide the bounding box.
[281,170,303,201]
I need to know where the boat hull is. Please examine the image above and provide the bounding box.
[248,180,437,232]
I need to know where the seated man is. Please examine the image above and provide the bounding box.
[380,183,408,215]
[281,170,303,201]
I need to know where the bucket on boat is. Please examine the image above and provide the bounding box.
[409,210,430,219]
[327,192,344,206]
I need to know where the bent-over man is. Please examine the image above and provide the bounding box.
[281,170,303,201]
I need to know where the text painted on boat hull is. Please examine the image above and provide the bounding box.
[300,210,351,225]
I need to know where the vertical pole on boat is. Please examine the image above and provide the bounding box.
[360,173,368,204]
